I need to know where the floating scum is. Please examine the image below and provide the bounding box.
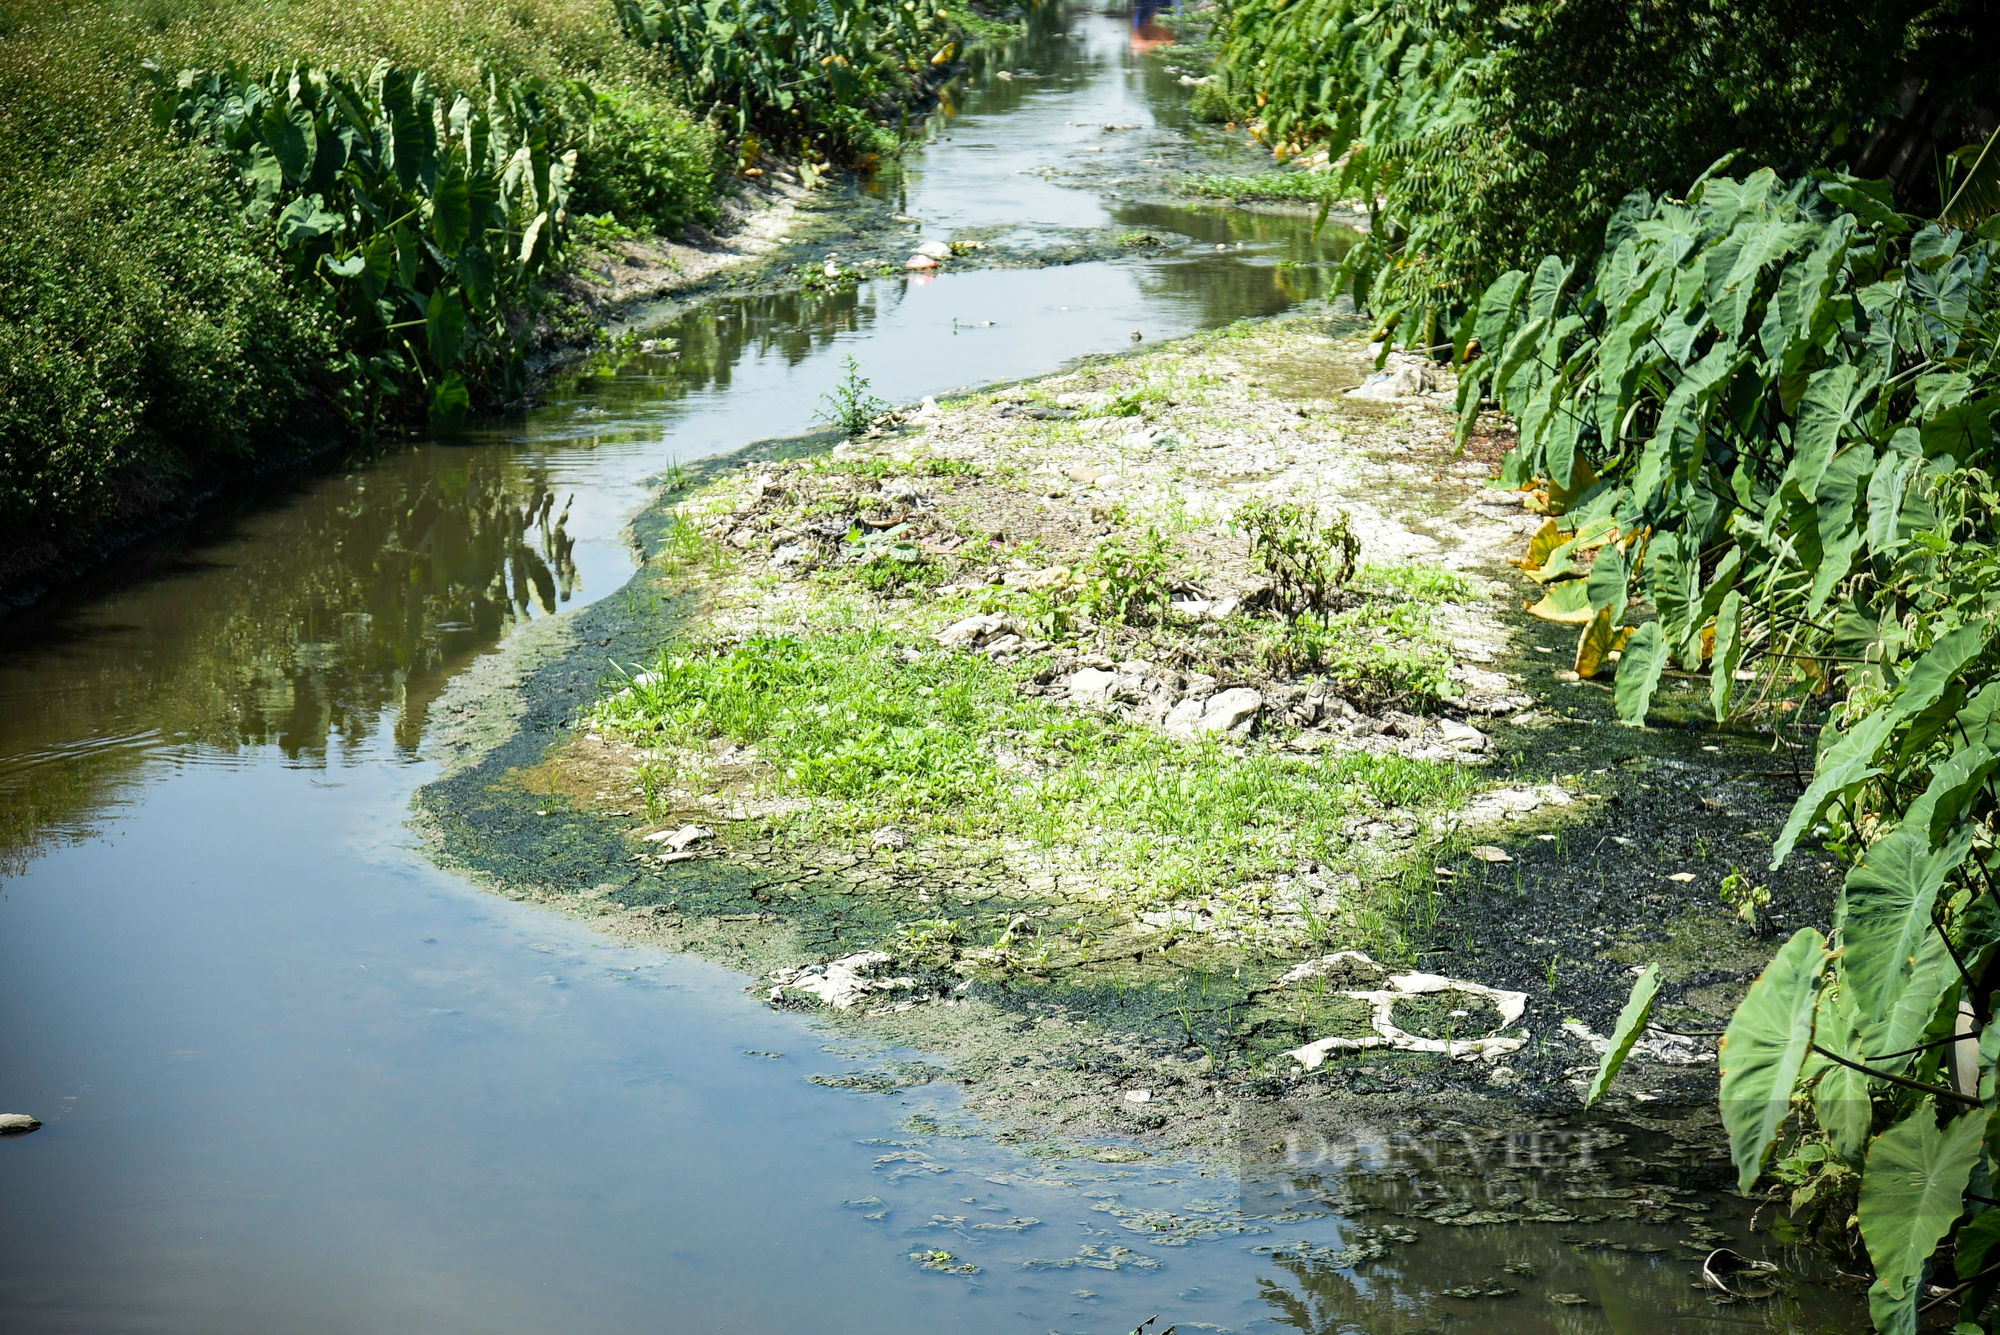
[1467,156,2000,1332]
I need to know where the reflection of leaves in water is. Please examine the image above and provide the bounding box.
[1,277,893,879]
[0,451,579,873]
[1253,1226,1420,1334]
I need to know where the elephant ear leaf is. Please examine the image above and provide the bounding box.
[426,286,467,369]
[1720,928,1825,1193]
[1809,991,1872,1163]
[1941,130,2000,228]
[1770,708,1898,867]
[1613,620,1667,725]
[1858,1106,1982,1310]
[432,167,472,254]
[1839,818,1973,1019]
[429,370,471,432]
[1957,1207,2000,1281]
[1584,964,1660,1108]
[1891,624,1988,723]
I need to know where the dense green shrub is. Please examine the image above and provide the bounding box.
[1213,0,2000,346]
[567,87,720,231]
[154,61,585,429]
[0,0,719,560]
[0,42,339,540]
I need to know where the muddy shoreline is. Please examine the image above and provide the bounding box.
[413,313,1840,1171]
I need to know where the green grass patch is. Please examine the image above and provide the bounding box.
[595,628,1480,903]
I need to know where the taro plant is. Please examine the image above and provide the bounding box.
[1515,159,2000,1333]
[1212,0,1999,353]
[150,60,579,430]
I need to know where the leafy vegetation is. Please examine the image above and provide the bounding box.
[1211,0,1999,350]
[1236,499,1358,622]
[610,0,953,157]
[1505,161,2000,1329]
[1174,172,1344,204]
[154,61,582,430]
[815,356,891,438]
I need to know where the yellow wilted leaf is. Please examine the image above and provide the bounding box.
[1523,489,1552,515]
[1510,518,1563,571]
[1576,607,1639,677]
[1527,579,1594,624]
[1546,454,1601,514]
[1572,521,1621,555]
[1575,604,1615,677]
[1528,516,1620,583]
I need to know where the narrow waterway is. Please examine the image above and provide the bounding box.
[1,9,1843,1333]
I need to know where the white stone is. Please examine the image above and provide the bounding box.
[936,613,1009,647]
[1437,719,1490,751]
[1197,687,1263,733]
[1162,698,1207,737]
[1067,668,1120,705]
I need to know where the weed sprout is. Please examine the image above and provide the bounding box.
[816,356,889,438]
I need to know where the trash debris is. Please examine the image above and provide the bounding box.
[905,254,939,270]
[768,952,919,1008]
[1275,950,1387,989]
[935,612,1013,648]
[1562,1018,1712,1065]
[1459,784,1575,824]
[1282,953,1530,1067]
[1467,845,1512,863]
[1667,871,1696,882]
[1345,355,1439,400]
[916,240,952,260]
[1702,1248,1780,1300]
[1122,1089,1153,1104]
[642,824,713,852]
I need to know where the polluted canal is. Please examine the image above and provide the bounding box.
[0,6,1859,1333]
